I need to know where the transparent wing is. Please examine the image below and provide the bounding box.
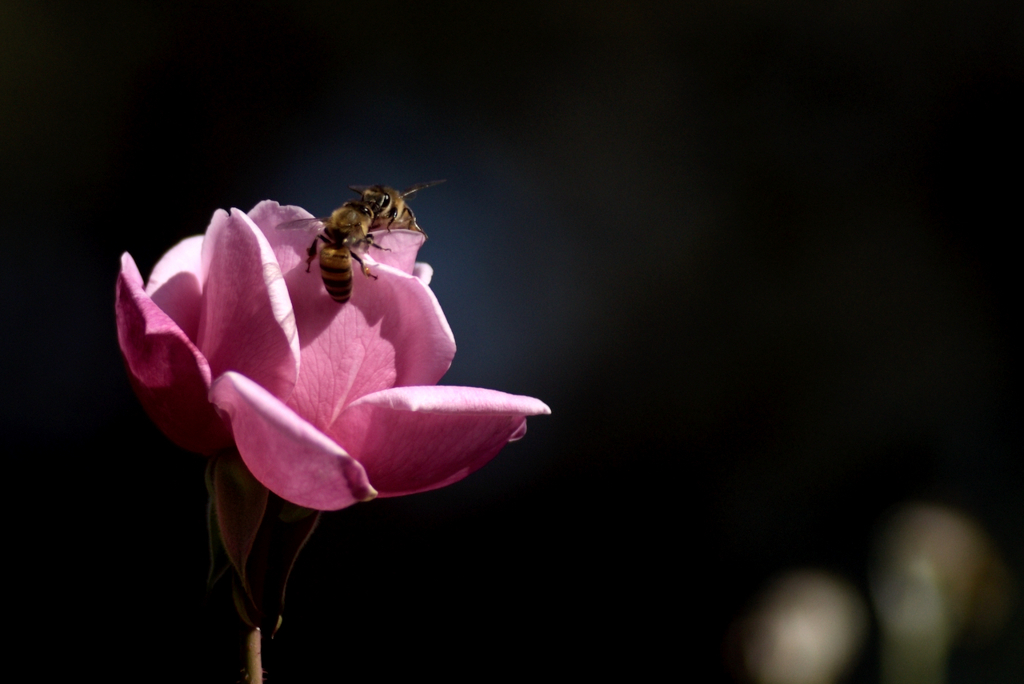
[400,179,446,199]
[275,217,327,233]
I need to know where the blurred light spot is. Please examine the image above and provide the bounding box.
[732,569,869,684]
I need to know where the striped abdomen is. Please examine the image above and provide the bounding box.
[318,245,354,302]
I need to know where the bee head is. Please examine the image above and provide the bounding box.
[361,186,394,215]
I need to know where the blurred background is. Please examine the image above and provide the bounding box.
[3,0,1020,681]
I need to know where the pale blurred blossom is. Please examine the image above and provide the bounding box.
[733,569,869,684]
[870,503,1015,684]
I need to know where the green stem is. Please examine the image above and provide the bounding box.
[244,626,263,683]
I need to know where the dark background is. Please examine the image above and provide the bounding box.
[3,1,1020,680]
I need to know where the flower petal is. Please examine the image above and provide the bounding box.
[116,252,232,454]
[146,234,204,294]
[246,200,319,275]
[210,371,377,511]
[283,262,457,432]
[146,235,204,342]
[331,386,551,497]
[197,209,300,401]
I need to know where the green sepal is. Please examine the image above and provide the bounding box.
[243,494,322,637]
[205,453,322,636]
[268,501,320,637]
[208,449,269,594]
[232,573,260,629]
[278,499,316,524]
[205,458,232,594]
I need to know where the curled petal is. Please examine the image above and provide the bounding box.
[146,235,204,342]
[147,234,204,293]
[246,200,318,275]
[197,209,300,401]
[116,252,232,454]
[210,372,377,511]
[331,386,551,497]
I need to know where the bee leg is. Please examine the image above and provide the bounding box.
[404,208,427,237]
[366,235,390,252]
[305,235,331,272]
[305,238,320,273]
[350,251,377,280]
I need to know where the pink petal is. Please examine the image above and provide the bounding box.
[146,234,204,294]
[330,386,551,497]
[197,209,300,401]
[283,261,456,432]
[146,235,204,342]
[246,200,319,275]
[116,252,232,454]
[209,371,377,511]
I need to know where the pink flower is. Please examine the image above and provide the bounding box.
[116,201,550,510]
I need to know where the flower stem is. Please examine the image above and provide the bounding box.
[244,626,263,683]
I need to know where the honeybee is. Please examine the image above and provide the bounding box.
[280,200,384,303]
[349,180,445,236]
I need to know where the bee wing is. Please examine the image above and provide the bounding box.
[400,179,446,199]
[275,217,328,233]
[348,184,373,195]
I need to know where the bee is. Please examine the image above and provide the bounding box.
[349,180,445,236]
[280,200,384,303]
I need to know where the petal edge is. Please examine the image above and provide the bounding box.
[333,386,549,497]
[116,252,232,454]
[210,371,376,511]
